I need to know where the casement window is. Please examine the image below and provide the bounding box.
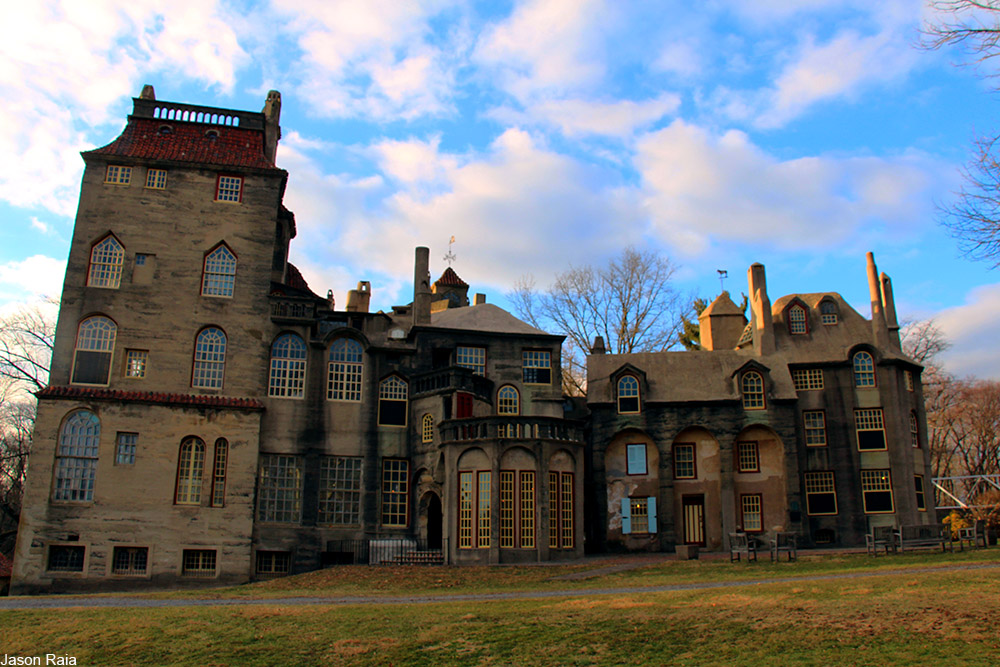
[736,441,760,473]
[741,371,765,409]
[804,471,838,515]
[456,346,486,376]
[124,349,148,378]
[145,168,167,189]
[910,412,920,448]
[621,496,657,535]
[182,549,217,577]
[673,443,696,479]
[318,456,362,525]
[174,437,205,505]
[192,327,226,389]
[861,469,894,513]
[498,470,536,549]
[257,454,303,523]
[855,408,886,451]
[741,494,763,532]
[788,304,808,334]
[820,300,838,325]
[853,351,876,387]
[215,175,242,202]
[104,164,131,185]
[497,385,520,415]
[378,376,408,427]
[617,375,640,414]
[268,333,307,398]
[72,316,116,385]
[328,338,363,401]
[791,369,824,391]
[803,410,827,446]
[478,471,492,547]
[87,235,124,288]
[47,545,85,572]
[115,432,137,465]
[915,475,927,511]
[421,414,435,443]
[111,547,148,576]
[255,551,291,577]
[549,472,574,549]
[201,244,237,297]
[522,350,552,384]
[626,443,648,475]
[53,410,101,502]
[210,439,228,508]
[381,458,409,526]
[904,370,914,392]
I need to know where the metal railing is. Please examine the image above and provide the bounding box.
[438,415,584,445]
[411,367,494,400]
[933,475,1000,510]
[324,538,449,566]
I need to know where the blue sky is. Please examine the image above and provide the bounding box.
[2,0,1000,377]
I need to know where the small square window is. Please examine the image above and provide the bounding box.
[256,550,291,577]
[182,549,217,577]
[124,349,148,378]
[216,175,243,202]
[112,546,148,575]
[145,169,167,189]
[104,165,131,185]
[116,432,137,465]
[135,253,147,266]
[626,443,647,475]
[47,545,85,572]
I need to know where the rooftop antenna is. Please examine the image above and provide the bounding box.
[717,269,728,293]
[443,235,457,266]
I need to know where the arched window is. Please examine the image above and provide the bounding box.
[328,338,363,401]
[741,371,765,409]
[268,333,306,398]
[853,351,876,388]
[788,304,807,334]
[617,375,640,414]
[497,385,520,415]
[421,414,435,443]
[175,437,205,505]
[53,410,100,502]
[87,235,124,288]
[192,327,226,389]
[910,412,920,448]
[378,376,408,426]
[211,438,228,507]
[201,244,237,297]
[820,300,838,325]
[72,316,116,385]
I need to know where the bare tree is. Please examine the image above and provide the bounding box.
[900,317,952,364]
[0,299,57,394]
[510,247,685,395]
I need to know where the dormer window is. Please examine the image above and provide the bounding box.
[617,375,640,414]
[853,351,876,388]
[741,371,765,410]
[788,304,807,335]
[820,300,838,325]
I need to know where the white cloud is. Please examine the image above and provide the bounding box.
[936,283,1000,379]
[0,255,66,303]
[371,136,456,185]
[489,94,681,139]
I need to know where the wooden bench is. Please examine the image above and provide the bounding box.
[769,532,797,562]
[897,524,952,553]
[865,525,896,557]
[729,532,757,562]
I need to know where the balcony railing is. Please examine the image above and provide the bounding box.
[132,97,265,130]
[439,415,584,445]
[411,367,494,401]
[270,297,316,321]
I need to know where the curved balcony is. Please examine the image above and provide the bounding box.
[439,415,584,446]
[411,367,494,402]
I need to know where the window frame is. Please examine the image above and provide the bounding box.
[191,326,227,389]
[200,243,237,298]
[673,443,696,479]
[736,441,760,473]
[87,234,125,289]
[853,351,876,388]
[740,494,763,533]
[145,168,167,189]
[456,346,486,376]
[381,458,410,527]
[549,471,575,549]
[71,315,117,386]
[787,303,808,335]
[790,368,824,391]
[421,414,435,443]
[741,371,765,410]
[804,471,838,516]
[104,164,132,185]
[820,300,838,325]
[910,411,920,448]
[855,408,887,451]
[861,469,894,514]
[327,338,363,402]
[522,349,552,385]
[255,550,291,577]
[803,410,827,447]
[210,438,228,508]
[174,437,205,506]
[124,349,148,379]
[498,469,536,549]
[181,549,217,578]
[111,546,149,577]
[626,443,648,475]
[115,431,137,465]
[268,333,307,399]
[497,385,520,416]
[904,370,914,392]
[215,174,243,203]
[47,545,86,572]
[617,375,640,414]
[318,456,362,526]
[53,410,101,503]
[377,375,409,427]
[257,454,304,523]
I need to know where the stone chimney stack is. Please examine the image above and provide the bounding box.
[413,247,432,325]
[474,293,486,306]
[139,84,155,100]
[747,263,774,355]
[866,252,890,348]
[346,281,371,313]
[698,291,746,351]
[880,272,901,350]
[262,90,282,164]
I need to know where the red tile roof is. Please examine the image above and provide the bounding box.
[435,267,469,288]
[36,386,264,411]
[85,118,278,170]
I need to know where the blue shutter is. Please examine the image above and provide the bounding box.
[621,497,631,534]
[648,496,657,534]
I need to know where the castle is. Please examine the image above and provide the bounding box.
[10,88,932,593]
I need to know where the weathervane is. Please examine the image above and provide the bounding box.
[443,235,457,266]
[717,269,728,293]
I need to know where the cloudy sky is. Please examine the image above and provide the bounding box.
[2,0,999,377]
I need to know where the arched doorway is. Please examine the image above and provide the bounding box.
[425,492,443,549]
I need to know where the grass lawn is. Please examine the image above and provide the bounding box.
[2,549,999,665]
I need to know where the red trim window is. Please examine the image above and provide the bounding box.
[787,303,808,334]
[853,351,876,388]
[741,371,765,410]
[201,243,237,297]
[626,443,647,475]
[736,441,760,473]
[215,174,243,202]
[617,375,640,414]
[87,234,124,289]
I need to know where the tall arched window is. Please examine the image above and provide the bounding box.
[328,338,363,401]
[268,333,306,398]
[87,235,124,289]
[201,244,237,297]
[53,410,100,502]
[192,327,226,389]
[741,371,765,409]
[617,375,640,414]
[175,437,205,505]
[497,385,520,415]
[910,412,920,448]
[211,438,228,507]
[853,351,876,388]
[72,316,116,385]
[378,376,408,426]
[421,414,435,443]
[788,304,807,334]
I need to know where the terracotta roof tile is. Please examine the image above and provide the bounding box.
[85,118,277,170]
[435,267,468,288]
[36,386,264,411]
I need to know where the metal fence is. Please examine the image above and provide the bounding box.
[324,538,449,566]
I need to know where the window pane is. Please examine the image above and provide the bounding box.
[257,455,303,522]
[202,245,237,297]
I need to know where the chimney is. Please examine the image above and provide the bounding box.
[346,281,371,313]
[747,263,774,355]
[139,84,155,100]
[413,247,431,326]
[880,272,901,350]
[474,293,487,305]
[262,90,282,164]
[590,335,607,355]
[698,291,746,351]
[866,252,889,348]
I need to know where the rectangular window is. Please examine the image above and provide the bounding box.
[47,545,85,572]
[216,175,242,202]
[737,441,759,473]
[210,440,227,508]
[478,471,491,548]
[626,443,647,475]
[182,549,217,577]
[560,472,574,549]
[104,165,131,185]
[549,472,559,549]
[915,475,926,511]
[741,494,762,532]
[257,455,303,523]
[520,471,535,549]
[381,458,409,526]
[459,471,474,548]
[145,168,167,189]
[255,550,291,577]
[804,471,838,515]
[522,350,552,385]
[124,349,148,378]
[116,432,137,465]
[861,469,894,514]
[904,370,914,392]
[674,443,696,479]
[318,456,362,525]
[791,369,824,391]
[630,497,650,534]
[456,346,486,376]
[855,408,887,451]
[111,546,148,576]
[500,471,514,548]
[803,410,827,446]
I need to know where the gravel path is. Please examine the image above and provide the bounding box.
[1,561,997,611]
